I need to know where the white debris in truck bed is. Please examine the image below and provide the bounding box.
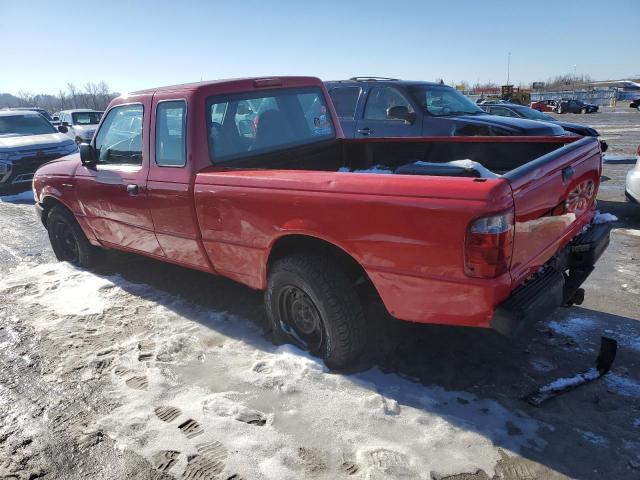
[413,159,500,179]
[338,159,499,178]
[593,211,618,224]
[341,165,395,174]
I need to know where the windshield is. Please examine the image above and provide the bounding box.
[72,111,103,125]
[519,108,554,121]
[408,85,485,116]
[0,114,57,136]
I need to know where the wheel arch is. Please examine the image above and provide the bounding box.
[265,234,382,303]
[40,194,100,246]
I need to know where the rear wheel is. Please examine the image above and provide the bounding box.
[265,254,367,370]
[581,107,587,114]
[47,205,98,268]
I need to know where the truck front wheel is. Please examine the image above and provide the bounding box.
[47,205,97,268]
[265,254,367,370]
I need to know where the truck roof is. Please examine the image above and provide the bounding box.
[129,76,324,95]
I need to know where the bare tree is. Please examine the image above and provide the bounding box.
[16,91,34,106]
[67,83,79,108]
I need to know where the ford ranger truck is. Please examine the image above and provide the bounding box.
[32,76,611,370]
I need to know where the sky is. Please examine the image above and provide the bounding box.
[0,0,637,96]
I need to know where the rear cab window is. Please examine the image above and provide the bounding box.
[205,87,335,163]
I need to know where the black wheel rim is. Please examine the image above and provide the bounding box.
[277,286,325,353]
[52,219,79,263]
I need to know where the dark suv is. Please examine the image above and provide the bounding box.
[325,77,565,138]
[557,99,598,114]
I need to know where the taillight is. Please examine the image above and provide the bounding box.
[465,211,514,278]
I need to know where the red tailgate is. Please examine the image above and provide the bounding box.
[505,137,602,287]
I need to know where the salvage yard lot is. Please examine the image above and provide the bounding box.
[1,107,639,480]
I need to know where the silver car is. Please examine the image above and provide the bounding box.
[57,109,103,144]
[0,110,78,193]
[626,145,640,203]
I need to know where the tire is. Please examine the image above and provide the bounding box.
[581,108,587,114]
[265,253,367,370]
[46,205,97,268]
[557,106,563,114]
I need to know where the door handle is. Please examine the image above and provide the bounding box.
[126,184,139,196]
[357,127,372,136]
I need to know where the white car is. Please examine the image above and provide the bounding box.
[626,145,640,203]
[56,109,103,144]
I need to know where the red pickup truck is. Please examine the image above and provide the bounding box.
[33,76,610,369]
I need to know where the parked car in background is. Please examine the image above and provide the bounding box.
[325,77,565,137]
[630,99,640,110]
[33,76,610,369]
[530,100,558,112]
[480,102,608,151]
[0,110,78,193]
[3,107,59,125]
[56,109,103,144]
[557,99,598,114]
[626,145,640,204]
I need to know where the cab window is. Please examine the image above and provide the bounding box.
[94,104,144,165]
[206,87,334,163]
[155,101,186,167]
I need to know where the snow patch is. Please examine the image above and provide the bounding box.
[575,429,608,445]
[615,228,640,238]
[413,159,500,179]
[1,262,116,318]
[0,190,35,203]
[547,315,596,340]
[593,211,618,224]
[604,373,640,397]
[539,368,599,393]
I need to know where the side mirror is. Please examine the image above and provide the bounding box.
[57,125,68,133]
[62,121,70,127]
[79,143,97,166]
[52,116,60,122]
[387,105,416,124]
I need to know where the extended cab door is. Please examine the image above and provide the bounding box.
[354,86,422,138]
[75,97,164,256]
[146,93,212,271]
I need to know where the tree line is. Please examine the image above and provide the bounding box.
[0,81,120,112]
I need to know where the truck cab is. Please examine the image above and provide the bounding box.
[325,77,566,138]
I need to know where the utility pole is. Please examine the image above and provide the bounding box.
[507,52,511,86]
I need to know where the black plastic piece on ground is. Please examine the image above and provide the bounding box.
[524,336,617,406]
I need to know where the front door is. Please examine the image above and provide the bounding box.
[354,86,422,138]
[75,98,163,256]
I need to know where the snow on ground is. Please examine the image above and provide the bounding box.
[604,373,640,397]
[0,190,35,203]
[0,261,547,480]
[548,315,597,340]
[574,429,608,446]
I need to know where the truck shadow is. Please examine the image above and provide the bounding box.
[93,251,640,479]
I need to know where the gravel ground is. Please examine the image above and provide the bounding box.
[0,111,639,480]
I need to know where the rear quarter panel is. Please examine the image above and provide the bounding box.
[194,170,514,326]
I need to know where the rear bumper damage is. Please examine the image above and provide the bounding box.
[491,221,612,336]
